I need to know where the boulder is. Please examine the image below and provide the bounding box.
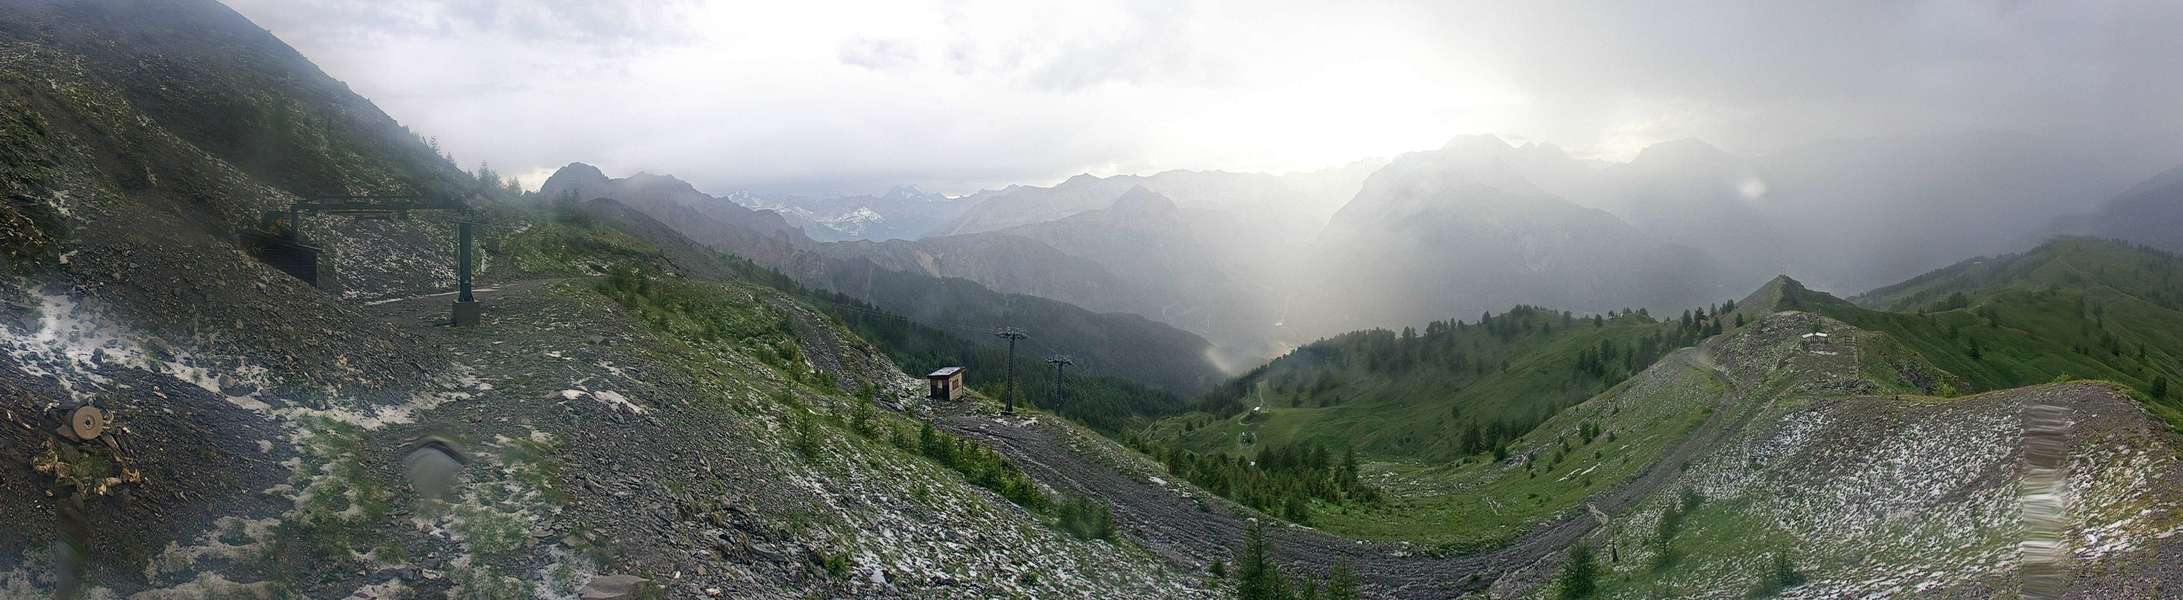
[579,574,649,600]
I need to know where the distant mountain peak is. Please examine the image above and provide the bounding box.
[1107,186,1178,213]
[555,161,607,179]
[539,162,614,199]
[1630,138,1736,169]
[1733,274,1851,319]
[1439,134,1515,156]
[2120,163,2183,199]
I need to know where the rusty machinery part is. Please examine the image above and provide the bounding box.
[68,406,105,441]
[55,405,111,443]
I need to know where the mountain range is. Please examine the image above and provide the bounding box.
[2052,163,2183,253]
[677,133,2180,371]
[536,162,1227,394]
[731,185,969,242]
[8,2,2183,598]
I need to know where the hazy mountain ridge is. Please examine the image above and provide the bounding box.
[534,163,1227,395]
[985,187,1282,360]
[2051,162,2183,253]
[691,131,2169,369]
[538,162,813,261]
[735,185,969,241]
[939,161,1383,238]
[806,168,1382,365]
[815,231,1155,318]
[1391,133,2174,295]
[1286,139,1728,342]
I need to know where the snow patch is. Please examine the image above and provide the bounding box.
[557,387,647,414]
[0,293,279,410]
[143,517,280,580]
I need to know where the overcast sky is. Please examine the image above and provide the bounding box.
[226,0,2183,197]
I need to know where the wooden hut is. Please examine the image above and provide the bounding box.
[927,367,965,401]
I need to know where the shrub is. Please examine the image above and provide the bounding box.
[1557,545,1599,599]
[1749,552,1807,598]
[1054,495,1115,541]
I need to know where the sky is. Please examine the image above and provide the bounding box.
[226,0,2183,197]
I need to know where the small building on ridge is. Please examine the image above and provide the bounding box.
[927,367,965,401]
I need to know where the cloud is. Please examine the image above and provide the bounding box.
[838,38,920,71]
[224,0,2183,196]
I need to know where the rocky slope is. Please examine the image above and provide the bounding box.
[0,3,1209,597]
[1545,312,2183,598]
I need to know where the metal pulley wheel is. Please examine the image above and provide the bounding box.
[69,406,106,441]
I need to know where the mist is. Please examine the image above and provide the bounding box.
[226,0,2183,197]
[11,2,2183,596]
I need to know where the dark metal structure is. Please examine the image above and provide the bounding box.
[994,328,1028,414]
[450,221,479,326]
[1045,355,1073,407]
[239,216,321,286]
[245,192,483,326]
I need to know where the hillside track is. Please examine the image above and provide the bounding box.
[937,345,1759,598]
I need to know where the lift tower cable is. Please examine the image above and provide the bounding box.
[1045,355,1073,408]
[995,327,1029,415]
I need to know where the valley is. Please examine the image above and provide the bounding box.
[3,2,2183,599]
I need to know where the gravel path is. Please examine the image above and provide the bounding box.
[937,345,1759,598]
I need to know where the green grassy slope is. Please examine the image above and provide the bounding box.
[1131,303,1743,546]
[1804,238,2183,426]
[478,198,1191,434]
[1314,356,1722,551]
[1142,306,1733,463]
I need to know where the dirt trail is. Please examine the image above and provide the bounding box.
[339,277,1760,597]
[938,345,1759,598]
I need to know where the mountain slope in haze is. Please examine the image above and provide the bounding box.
[736,185,969,241]
[821,186,1286,363]
[1287,138,1726,342]
[812,228,1148,323]
[0,4,1208,597]
[910,165,1383,362]
[538,162,812,264]
[1739,131,2160,291]
[939,161,1382,239]
[992,187,1275,359]
[2052,163,2183,253]
[535,163,1226,395]
[1444,133,2176,294]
